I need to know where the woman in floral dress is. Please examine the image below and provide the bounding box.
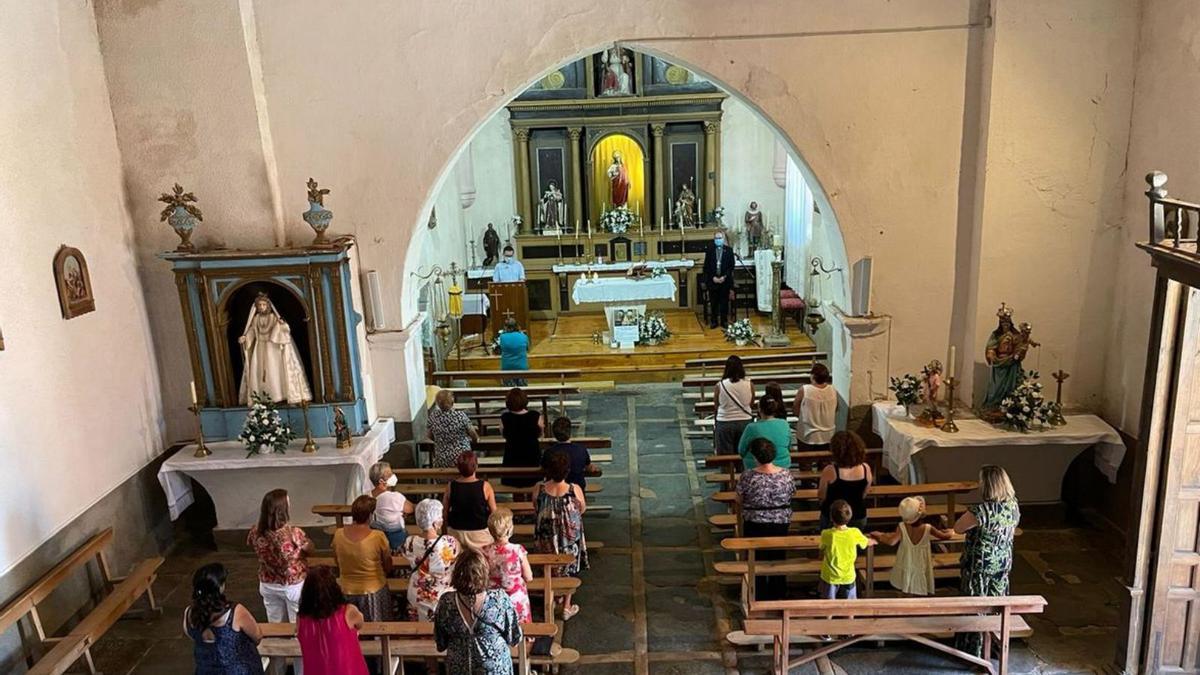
[954,465,1021,657]
[533,450,588,619]
[401,499,461,621]
[434,549,522,675]
[427,390,478,468]
[482,508,533,623]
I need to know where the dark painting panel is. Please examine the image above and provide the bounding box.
[535,147,565,194]
[669,141,699,210]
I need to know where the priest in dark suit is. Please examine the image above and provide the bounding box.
[702,229,736,329]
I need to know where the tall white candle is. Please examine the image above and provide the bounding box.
[948,345,957,379]
[189,380,198,406]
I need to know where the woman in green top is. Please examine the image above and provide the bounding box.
[737,395,793,469]
[954,464,1021,657]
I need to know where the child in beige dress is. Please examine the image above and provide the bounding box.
[870,496,955,595]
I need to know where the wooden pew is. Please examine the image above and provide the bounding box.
[258,621,576,675]
[703,449,884,481]
[708,501,968,533]
[387,482,603,498]
[391,465,603,483]
[415,435,612,466]
[309,552,579,620]
[742,595,1047,675]
[704,468,819,490]
[432,368,582,386]
[681,372,812,389]
[711,480,978,526]
[0,529,163,675]
[442,385,581,419]
[312,497,608,523]
[684,351,828,371]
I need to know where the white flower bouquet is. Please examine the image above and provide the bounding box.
[999,371,1053,432]
[638,311,672,344]
[712,205,726,226]
[724,318,757,345]
[600,206,634,234]
[239,392,296,456]
[889,374,922,408]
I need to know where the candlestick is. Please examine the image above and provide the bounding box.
[189,380,198,406]
[299,399,318,453]
[190,402,211,457]
[941,377,959,433]
[1050,369,1069,426]
[948,345,957,380]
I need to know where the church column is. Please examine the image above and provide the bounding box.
[714,121,723,210]
[512,127,532,233]
[568,127,583,230]
[652,124,666,228]
[704,121,718,219]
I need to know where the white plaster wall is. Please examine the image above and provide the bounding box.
[0,0,162,574]
[89,0,1151,439]
[1102,0,1200,433]
[720,97,786,256]
[963,0,1138,414]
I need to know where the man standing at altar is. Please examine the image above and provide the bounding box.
[703,229,736,329]
[491,244,526,282]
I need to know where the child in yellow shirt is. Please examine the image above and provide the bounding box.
[819,499,875,599]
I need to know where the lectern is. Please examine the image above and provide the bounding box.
[487,281,529,336]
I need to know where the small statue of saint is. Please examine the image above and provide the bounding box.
[922,360,944,406]
[237,292,312,405]
[538,181,565,233]
[607,151,630,208]
[333,406,352,448]
[482,223,501,267]
[981,304,1039,414]
[674,182,696,229]
[744,201,764,250]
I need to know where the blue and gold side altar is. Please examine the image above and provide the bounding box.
[161,240,370,441]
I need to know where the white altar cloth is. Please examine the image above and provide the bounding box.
[462,292,489,316]
[871,402,1124,501]
[158,418,395,528]
[754,249,779,312]
[571,276,677,305]
[552,259,694,274]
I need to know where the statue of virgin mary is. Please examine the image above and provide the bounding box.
[237,292,313,405]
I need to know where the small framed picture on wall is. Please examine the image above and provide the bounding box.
[53,245,95,319]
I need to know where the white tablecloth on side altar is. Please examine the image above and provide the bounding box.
[871,402,1125,485]
[157,418,395,528]
[462,292,489,316]
[552,259,695,274]
[570,276,677,305]
[754,249,779,312]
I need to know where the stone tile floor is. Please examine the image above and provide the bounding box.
[90,384,1123,674]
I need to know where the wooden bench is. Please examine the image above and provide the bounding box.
[704,468,819,489]
[432,368,582,387]
[442,385,582,418]
[683,351,828,371]
[681,372,812,389]
[387,482,603,498]
[416,435,612,465]
[711,480,977,516]
[258,621,576,675]
[0,529,163,675]
[743,595,1046,674]
[708,501,968,533]
[309,552,579,619]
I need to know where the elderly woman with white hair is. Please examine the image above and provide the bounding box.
[399,498,461,621]
[427,389,479,468]
[368,461,414,552]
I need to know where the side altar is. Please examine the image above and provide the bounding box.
[160,240,370,441]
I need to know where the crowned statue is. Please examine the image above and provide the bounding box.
[606,150,630,208]
[237,292,312,405]
[538,181,565,232]
[981,303,1038,415]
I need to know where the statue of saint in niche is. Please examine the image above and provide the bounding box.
[237,292,312,405]
[607,151,630,208]
[674,182,696,229]
[598,47,633,96]
[744,201,764,250]
[482,223,501,267]
[981,304,1039,415]
[538,181,565,232]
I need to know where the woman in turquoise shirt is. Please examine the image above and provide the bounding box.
[497,318,529,386]
[737,395,793,469]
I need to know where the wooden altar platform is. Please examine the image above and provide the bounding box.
[453,309,817,383]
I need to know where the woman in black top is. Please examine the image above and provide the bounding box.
[818,431,873,530]
[442,451,497,550]
[500,388,543,488]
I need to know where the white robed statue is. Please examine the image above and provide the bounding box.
[237,292,312,405]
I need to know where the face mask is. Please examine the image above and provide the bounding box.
[714,238,724,247]
[504,253,514,260]
[386,474,398,487]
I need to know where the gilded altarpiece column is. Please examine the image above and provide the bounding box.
[704,121,719,214]
[568,127,583,228]
[513,127,533,231]
[652,124,666,226]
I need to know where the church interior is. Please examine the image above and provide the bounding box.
[4,1,1200,673]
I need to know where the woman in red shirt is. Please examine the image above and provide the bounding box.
[247,488,313,673]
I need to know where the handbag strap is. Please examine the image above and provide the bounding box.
[719,380,754,417]
[413,534,444,571]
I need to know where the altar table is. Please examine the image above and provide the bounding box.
[551,259,695,274]
[570,275,678,338]
[157,418,395,529]
[871,402,1124,503]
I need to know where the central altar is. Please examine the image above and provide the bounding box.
[571,275,678,345]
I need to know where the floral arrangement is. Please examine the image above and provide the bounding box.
[638,311,672,344]
[712,205,726,226]
[724,318,757,344]
[600,206,634,234]
[510,214,523,230]
[649,266,667,278]
[999,371,1053,432]
[239,393,296,457]
[889,374,922,408]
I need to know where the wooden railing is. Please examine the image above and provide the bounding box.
[1145,171,1200,253]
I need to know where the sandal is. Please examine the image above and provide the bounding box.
[562,604,581,621]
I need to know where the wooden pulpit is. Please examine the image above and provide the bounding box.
[487,281,529,336]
